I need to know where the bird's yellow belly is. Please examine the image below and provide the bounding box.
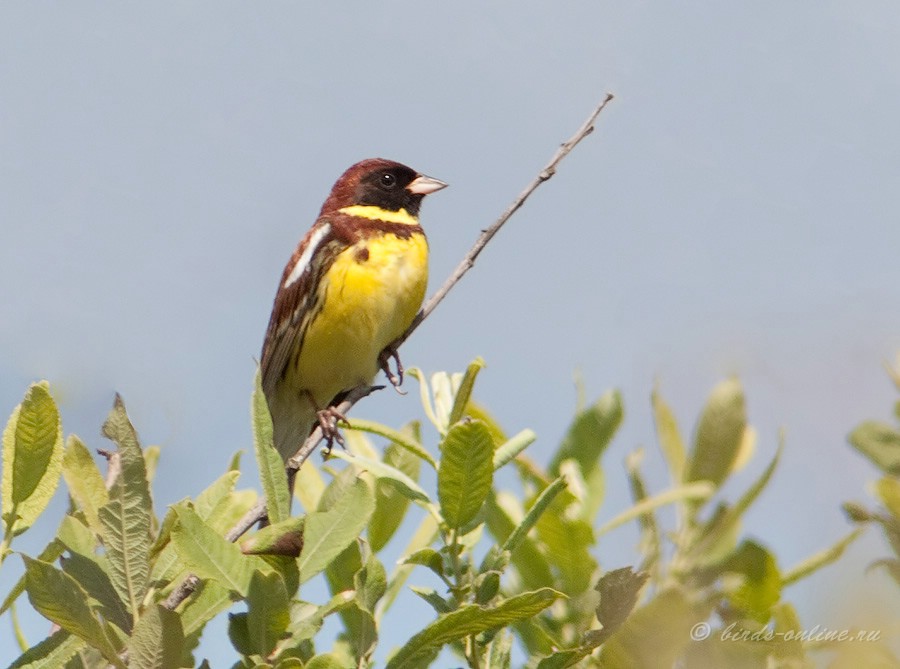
[293,232,428,408]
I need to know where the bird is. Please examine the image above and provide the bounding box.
[260,158,447,463]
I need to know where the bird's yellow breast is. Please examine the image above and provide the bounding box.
[293,231,428,407]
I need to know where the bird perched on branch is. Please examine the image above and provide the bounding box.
[260,158,447,462]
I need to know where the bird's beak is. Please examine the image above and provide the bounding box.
[407,174,448,195]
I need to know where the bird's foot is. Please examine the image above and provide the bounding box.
[379,346,406,394]
[316,406,348,454]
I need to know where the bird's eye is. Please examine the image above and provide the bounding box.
[379,173,397,189]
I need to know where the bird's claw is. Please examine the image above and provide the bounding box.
[379,347,406,395]
[316,406,348,455]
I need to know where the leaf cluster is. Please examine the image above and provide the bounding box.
[0,364,876,668]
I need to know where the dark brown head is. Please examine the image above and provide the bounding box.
[318,158,447,217]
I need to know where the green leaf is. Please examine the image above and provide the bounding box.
[485,629,513,669]
[127,604,184,669]
[484,493,553,591]
[178,580,233,637]
[194,470,241,522]
[330,449,431,507]
[349,553,386,662]
[438,419,494,529]
[849,421,900,476]
[252,369,290,524]
[685,379,747,489]
[385,588,563,669]
[61,436,109,537]
[493,429,537,471]
[299,477,375,583]
[781,529,863,586]
[61,551,132,633]
[57,514,98,558]
[379,514,441,616]
[240,515,305,557]
[98,395,152,620]
[724,540,781,622]
[535,647,592,669]
[600,588,706,669]
[355,552,387,613]
[876,476,900,519]
[7,629,84,669]
[247,570,290,657]
[448,357,486,425]
[347,418,437,470]
[550,390,622,478]
[170,505,270,597]
[401,548,446,579]
[652,387,686,482]
[369,439,422,552]
[536,511,596,593]
[409,586,452,614]
[597,481,715,536]
[593,567,649,644]
[22,556,123,667]
[502,477,567,553]
[284,591,357,645]
[2,382,64,535]
[306,655,348,669]
[1,537,64,616]
[684,446,782,563]
[227,611,253,656]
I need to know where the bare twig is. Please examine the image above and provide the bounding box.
[161,94,614,612]
[400,92,615,345]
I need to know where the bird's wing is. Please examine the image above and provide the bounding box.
[260,216,352,396]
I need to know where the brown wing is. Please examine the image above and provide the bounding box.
[260,216,352,397]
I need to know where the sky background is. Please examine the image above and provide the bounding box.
[2,2,900,665]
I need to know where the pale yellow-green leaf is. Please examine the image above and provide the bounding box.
[685,378,746,489]
[178,579,233,636]
[347,418,437,470]
[550,390,622,479]
[730,425,757,475]
[299,477,374,583]
[379,514,440,618]
[98,395,152,620]
[448,357,486,425]
[330,450,432,506]
[781,529,863,586]
[652,387,686,483]
[252,369,290,524]
[600,589,705,669]
[385,588,563,669]
[596,482,715,536]
[876,476,900,519]
[247,570,290,656]
[62,435,109,536]
[294,458,326,513]
[493,429,537,471]
[170,506,270,597]
[194,470,240,521]
[438,419,494,529]
[22,556,124,667]
[2,382,64,535]
[128,604,184,669]
[6,629,85,669]
[368,437,422,552]
[57,515,98,557]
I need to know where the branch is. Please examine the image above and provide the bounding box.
[400,92,615,345]
[162,94,614,612]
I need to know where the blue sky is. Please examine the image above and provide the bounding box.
[2,2,900,665]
